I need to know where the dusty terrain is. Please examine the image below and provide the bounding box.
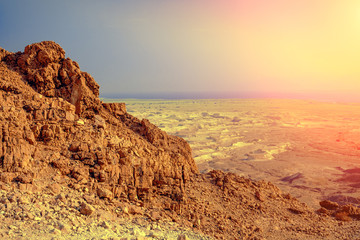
[1,41,360,239]
[121,98,360,210]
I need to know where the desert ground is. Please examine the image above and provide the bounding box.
[114,98,360,209]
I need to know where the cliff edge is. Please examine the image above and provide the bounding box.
[0,40,198,207]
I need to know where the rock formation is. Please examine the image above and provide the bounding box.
[0,41,198,208]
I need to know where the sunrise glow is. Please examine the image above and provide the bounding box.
[97,0,360,100]
[2,1,360,100]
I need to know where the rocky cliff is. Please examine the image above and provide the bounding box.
[0,41,359,239]
[0,41,198,207]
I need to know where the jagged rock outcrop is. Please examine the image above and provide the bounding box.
[0,41,198,209]
[317,199,360,221]
[3,41,100,117]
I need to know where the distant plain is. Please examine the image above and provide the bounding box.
[107,98,360,209]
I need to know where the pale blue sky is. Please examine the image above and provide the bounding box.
[1,1,360,101]
[2,0,237,99]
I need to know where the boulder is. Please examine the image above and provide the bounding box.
[320,200,339,210]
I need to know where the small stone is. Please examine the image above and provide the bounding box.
[49,183,61,194]
[288,207,305,215]
[56,193,66,203]
[94,115,106,129]
[25,130,36,144]
[18,196,30,204]
[255,191,264,202]
[8,225,17,230]
[65,112,75,121]
[80,202,94,216]
[27,212,34,219]
[77,119,85,125]
[57,222,71,232]
[68,142,81,152]
[129,205,143,215]
[150,211,161,221]
[122,206,129,214]
[131,228,146,238]
[97,188,113,199]
[33,94,43,101]
[51,228,61,235]
[100,221,110,229]
[177,234,188,240]
[15,174,33,184]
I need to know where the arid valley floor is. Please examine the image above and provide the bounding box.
[119,98,360,210]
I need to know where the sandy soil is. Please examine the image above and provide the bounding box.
[116,98,360,209]
[0,181,210,240]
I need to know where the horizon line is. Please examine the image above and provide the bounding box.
[100,91,360,103]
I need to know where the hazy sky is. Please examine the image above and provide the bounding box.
[1,0,360,100]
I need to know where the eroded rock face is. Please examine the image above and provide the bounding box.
[3,41,100,117]
[0,41,198,208]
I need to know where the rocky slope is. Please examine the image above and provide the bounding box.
[0,41,359,239]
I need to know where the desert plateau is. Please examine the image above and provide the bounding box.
[2,41,360,240]
[120,98,360,210]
